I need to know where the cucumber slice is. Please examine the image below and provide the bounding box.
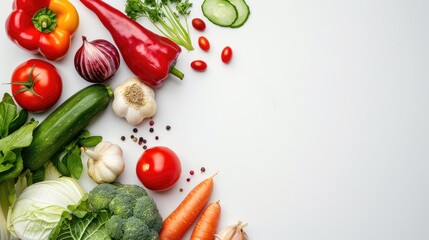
[202,0,238,27]
[228,0,250,28]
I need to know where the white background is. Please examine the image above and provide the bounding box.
[1,0,429,239]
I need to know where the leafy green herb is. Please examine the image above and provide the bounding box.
[0,93,18,138]
[52,130,102,179]
[0,121,38,183]
[0,93,35,239]
[8,109,29,135]
[125,0,194,50]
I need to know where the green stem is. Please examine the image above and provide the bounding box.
[0,180,14,216]
[156,19,182,43]
[32,8,57,33]
[170,66,184,80]
[163,4,193,50]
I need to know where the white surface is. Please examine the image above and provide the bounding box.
[1,0,429,239]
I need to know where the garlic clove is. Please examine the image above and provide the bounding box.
[89,162,119,183]
[112,95,128,117]
[125,107,146,126]
[215,221,249,240]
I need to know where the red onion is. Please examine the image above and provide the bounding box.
[74,36,120,83]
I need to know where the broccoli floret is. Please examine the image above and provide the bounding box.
[105,215,125,240]
[88,183,118,211]
[89,183,163,239]
[117,184,148,199]
[133,196,163,231]
[147,229,160,240]
[109,193,137,218]
[123,217,151,240]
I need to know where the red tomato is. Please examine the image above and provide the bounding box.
[136,146,182,191]
[191,60,208,72]
[192,18,206,31]
[221,46,233,64]
[11,59,62,112]
[198,36,210,51]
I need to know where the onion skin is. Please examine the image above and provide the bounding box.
[74,36,120,83]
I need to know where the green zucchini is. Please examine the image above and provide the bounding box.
[22,84,113,171]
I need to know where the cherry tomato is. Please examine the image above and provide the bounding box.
[191,60,208,72]
[198,36,210,51]
[221,46,233,64]
[136,146,182,191]
[192,18,206,31]
[11,59,62,112]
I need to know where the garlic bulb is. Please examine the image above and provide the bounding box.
[83,141,125,184]
[112,77,157,125]
[215,221,249,240]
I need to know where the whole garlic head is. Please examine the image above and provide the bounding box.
[84,141,125,184]
[112,77,157,125]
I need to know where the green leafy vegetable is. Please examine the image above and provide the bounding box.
[0,93,34,239]
[8,177,87,240]
[1,170,32,240]
[52,130,102,179]
[0,93,35,183]
[50,183,163,239]
[125,0,194,50]
[0,93,17,139]
[51,211,111,240]
[0,117,37,183]
[0,121,38,154]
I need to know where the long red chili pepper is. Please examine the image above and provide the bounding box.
[79,0,183,88]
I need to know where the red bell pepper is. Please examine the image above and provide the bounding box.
[5,0,79,61]
[80,0,183,88]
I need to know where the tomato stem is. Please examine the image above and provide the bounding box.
[12,65,43,98]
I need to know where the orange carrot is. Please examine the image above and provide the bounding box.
[159,174,216,240]
[190,201,221,240]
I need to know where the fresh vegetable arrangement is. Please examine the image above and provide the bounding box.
[1,0,253,238]
[80,0,184,88]
[52,129,103,179]
[22,84,113,171]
